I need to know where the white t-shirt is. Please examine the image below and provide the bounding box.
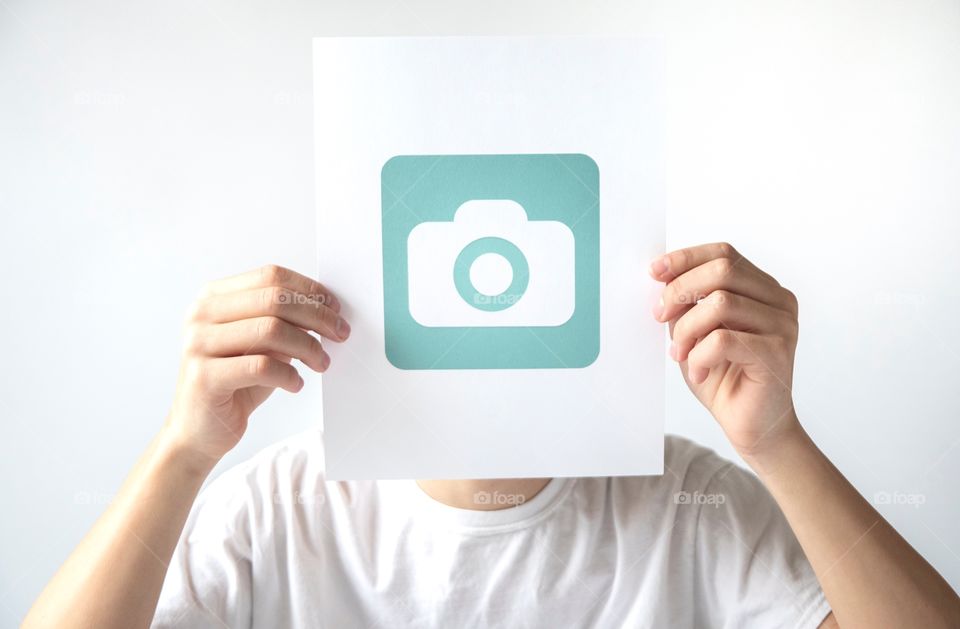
[152,430,831,628]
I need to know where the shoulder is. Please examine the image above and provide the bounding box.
[194,429,331,520]
[207,428,323,486]
[598,434,745,500]
[156,432,329,627]
[662,433,739,486]
[573,435,772,535]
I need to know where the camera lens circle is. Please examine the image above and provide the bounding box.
[453,237,529,311]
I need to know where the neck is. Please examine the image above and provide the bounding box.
[416,478,552,510]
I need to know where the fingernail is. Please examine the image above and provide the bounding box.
[668,341,678,361]
[650,256,669,276]
[652,296,664,321]
[336,317,350,339]
[321,352,330,371]
[296,375,305,390]
[327,294,341,312]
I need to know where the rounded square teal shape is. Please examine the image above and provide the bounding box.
[381,153,600,370]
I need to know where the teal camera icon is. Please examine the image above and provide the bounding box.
[381,153,600,370]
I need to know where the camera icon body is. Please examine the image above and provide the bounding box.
[407,199,575,327]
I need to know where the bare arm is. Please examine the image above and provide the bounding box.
[749,424,959,629]
[22,265,349,629]
[22,427,215,629]
[651,243,960,629]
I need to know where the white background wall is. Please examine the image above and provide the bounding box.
[1,0,958,623]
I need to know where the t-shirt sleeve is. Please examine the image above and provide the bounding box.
[693,462,832,629]
[151,466,254,629]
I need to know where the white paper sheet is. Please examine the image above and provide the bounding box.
[314,36,664,479]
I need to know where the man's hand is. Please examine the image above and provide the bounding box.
[650,243,960,629]
[649,242,800,460]
[165,264,350,465]
[25,265,352,629]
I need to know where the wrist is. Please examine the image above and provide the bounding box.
[156,421,220,480]
[738,418,817,479]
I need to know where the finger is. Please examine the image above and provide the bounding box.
[187,317,330,372]
[670,290,797,362]
[201,264,340,313]
[204,355,304,393]
[685,329,784,385]
[649,242,740,280]
[666,304,693,338]
[193,286,350,342]
[649,242,775,285]
[657,257,795,323]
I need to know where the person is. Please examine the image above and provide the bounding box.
[22,243,960,628]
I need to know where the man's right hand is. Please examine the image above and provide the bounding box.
[165,264,350,465]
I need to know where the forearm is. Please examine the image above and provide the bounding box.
[746,421,960,629]
[23,265,338,627]
[22,425,216,629]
